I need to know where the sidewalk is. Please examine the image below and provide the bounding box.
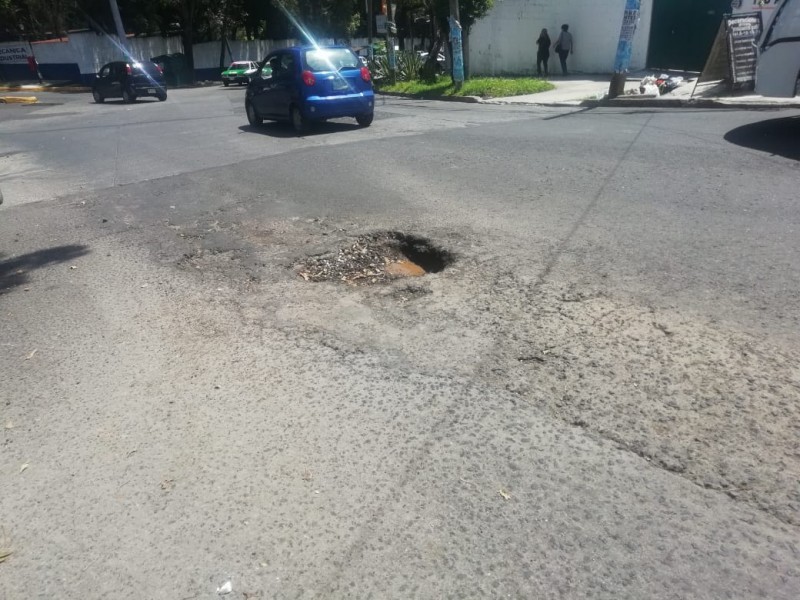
[487,71,800,109]
[4,75,799,109]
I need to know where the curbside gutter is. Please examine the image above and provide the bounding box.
[559,98,800,110]
[377,91,482,103]
[379,90,800,110]
[0,81,220,94]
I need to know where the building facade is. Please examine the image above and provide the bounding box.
[468,0,750,75]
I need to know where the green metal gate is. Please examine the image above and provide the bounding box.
[647,0,732,71]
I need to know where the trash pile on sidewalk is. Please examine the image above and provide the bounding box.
[627,74,686,97]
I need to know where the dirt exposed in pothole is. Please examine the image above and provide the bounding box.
[295,232,453,285]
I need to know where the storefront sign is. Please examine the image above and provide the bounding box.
[0,44,29,64]
[726,13,762,83]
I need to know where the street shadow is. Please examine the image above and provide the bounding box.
[724,116,800,161]
[238,120,361,138]
[0,244,90,293]
[88,98,162,106]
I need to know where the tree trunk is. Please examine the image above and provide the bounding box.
[421,33,444,83]
[463,27,470,80]
[181,1,196,83]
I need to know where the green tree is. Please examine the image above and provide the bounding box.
[0,0,80,39]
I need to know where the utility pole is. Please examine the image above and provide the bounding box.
[108,0,128,54]
[366,0,373,59]
[608,0,641,98]
[448,0,464,89]
[387,2,397,84]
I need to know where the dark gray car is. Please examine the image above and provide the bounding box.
[92,61,167,103]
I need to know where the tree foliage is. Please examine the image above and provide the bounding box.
[1,0,491,42]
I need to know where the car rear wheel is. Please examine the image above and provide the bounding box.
[92,89,104,103]
[157,90,167,102]
[246,101,263,126]
[122,87,135,103]
[356,112,374,127]
[291,106,308,134]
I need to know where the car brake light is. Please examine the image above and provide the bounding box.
[302,70,315,86]
[155,64,163,74]
[125,64,132,75]
[360,66,371,82]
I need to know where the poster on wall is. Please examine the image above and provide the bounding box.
[613,0,641,73]
[730,0,783,15]
[0,43,29,64]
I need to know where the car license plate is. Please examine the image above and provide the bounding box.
[332,78,348,91]
[147,88,155,94]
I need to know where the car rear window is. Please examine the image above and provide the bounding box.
[133,62,161,75]
[229,62,249,69]
[303,48,360,72]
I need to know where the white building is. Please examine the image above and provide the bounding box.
[468,0,751,75]
[468,0,654,75]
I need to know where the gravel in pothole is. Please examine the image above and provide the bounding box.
[295,231,453,285]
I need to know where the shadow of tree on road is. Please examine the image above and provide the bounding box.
[0,245,91,293]
[724,115,800,161]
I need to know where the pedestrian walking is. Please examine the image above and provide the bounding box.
[535,28,551,77]
[553,24,573,75]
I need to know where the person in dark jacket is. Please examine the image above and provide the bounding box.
[536,28,551,77]
[553,24,574,75]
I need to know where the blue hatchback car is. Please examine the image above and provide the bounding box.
[245,46,375,133]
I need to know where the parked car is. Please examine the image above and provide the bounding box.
[245,46,374,133]
[92,61,167,103]
[221,61,260,86]
[417,50,446,73]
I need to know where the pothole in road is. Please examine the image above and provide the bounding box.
[295,232,453,285]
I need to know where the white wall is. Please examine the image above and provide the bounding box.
[732,0,785,43]
[469,0,654,75]
[193,39,307,69]
[193,38,380,70]
[66,31,181,75]
[29,39,76,64]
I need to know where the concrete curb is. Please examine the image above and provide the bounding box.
[585,97,800,110]
[380,90,800,110]
[0,96,38,104]
[0,86,89,94]
[0,81,219,94]
[483,97,800,110]
[377,91,482,103]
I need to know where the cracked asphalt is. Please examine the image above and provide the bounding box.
[1,89,799,599]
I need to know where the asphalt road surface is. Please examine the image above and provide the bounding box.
[1,88,799,599]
